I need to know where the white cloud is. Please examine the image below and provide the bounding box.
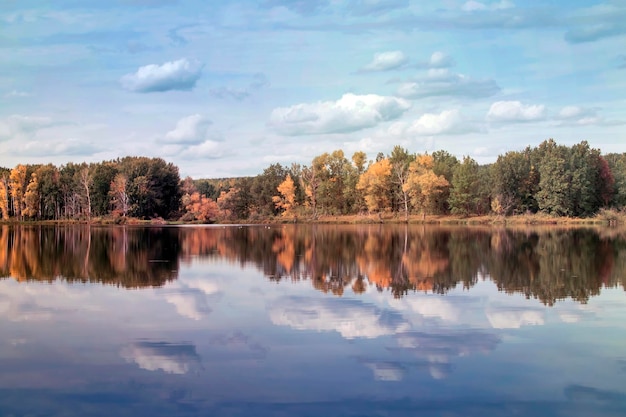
[462,0,514,12]
[486,100,546,122]
[0,115,56,140]
[397,70,499,98]
[428,51,454,68]
[9,138,100,157]
[163,114,212,145]
[408,109,473,136]
[462,0,487,11]
[556,105,602,125]
[178,140,230,160]
[120,341,202,374]
[486,308,544,329]
[121,58,203,93]
[269,296,410,339]
[270,93,411,136]
[362,50,408,71]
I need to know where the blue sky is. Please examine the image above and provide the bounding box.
[1,0,625,178]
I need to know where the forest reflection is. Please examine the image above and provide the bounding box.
[0,225,625,304]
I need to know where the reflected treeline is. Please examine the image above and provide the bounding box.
[0,226,180,288]
[177,225,626,305]
[1,225,626,304]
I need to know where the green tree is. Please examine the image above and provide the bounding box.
[449,156,481,216]
[431,150,459,214]
[250,163,287,217]
[118,157,182,219]
[491,148,539,215]
[35,164,62,220]
[605,153,626,208]
[90,162,118,216]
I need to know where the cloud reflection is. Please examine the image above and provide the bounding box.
[361,361,406,381]
[162,277,220,320]
[393,331,501,379]
[120,341,201,374]
[269,296,410,339]
[486,307,544,329]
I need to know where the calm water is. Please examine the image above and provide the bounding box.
[1,224,625,416]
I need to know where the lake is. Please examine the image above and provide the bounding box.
[0,224,625,416]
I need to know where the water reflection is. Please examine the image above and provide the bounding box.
[121,341,202,374]
[0,225,625,416]
[1,224,625,305]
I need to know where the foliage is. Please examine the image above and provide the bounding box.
[449,156,481,216]
[404,154,449,214]
[356,158,392,213]
[273,174,297,217]
[0,139,623,222]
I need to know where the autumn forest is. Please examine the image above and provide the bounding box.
[1,139,625,222]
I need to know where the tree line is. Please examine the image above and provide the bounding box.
[0,139,625,221]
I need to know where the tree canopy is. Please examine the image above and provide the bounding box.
[0,139,623,222]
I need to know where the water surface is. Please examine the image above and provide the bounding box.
[1,224,625,416]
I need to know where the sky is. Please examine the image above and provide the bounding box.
[1,0,625,178]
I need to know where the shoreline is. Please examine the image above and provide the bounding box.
[1,211,624,227]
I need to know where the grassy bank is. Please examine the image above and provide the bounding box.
[2,209,625,227]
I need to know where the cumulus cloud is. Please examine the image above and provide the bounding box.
[121,58,203,93]
[386,109,478,138]
[427,51,454,68]
[486,100,546,122]
[397,70,499,98]
[408,109,473,136]
[268,296,410,339]
[163,114,212,145]
[270,93,411,136]
[177,139,232,160]
[120,341,202,374]
[362,51,408,72]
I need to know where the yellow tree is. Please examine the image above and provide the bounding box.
[110,173,129,217]
[185,192,219,222]
[273,174,297,217]
[23,173,40,218]
[356,158,392,213]
[403,154,449,214]
[0,176,9,220]
[9,164,27,220]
